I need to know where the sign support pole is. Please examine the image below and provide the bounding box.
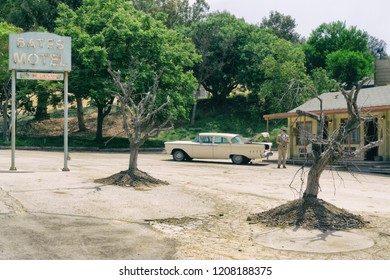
[62,71,70,171]
[10,69,17,171]
[9,32,71,171]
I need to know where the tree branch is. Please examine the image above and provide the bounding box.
[296,109,321,122]
[352,140,383,157]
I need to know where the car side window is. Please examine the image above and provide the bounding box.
[214,136,229,144]
[231,136,243,144]
[200,136,212,143]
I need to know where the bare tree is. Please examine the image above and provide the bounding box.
[296,78,382,198]
[248,78,383,231]
[95,65,173,187]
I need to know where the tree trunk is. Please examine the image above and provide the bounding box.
[304,166,324,198]
[95,98,114,144]
[76,96,87,131]
[96,105,104,144]
[1,103,9,141]
[304,137,342,198]
[191,82,201,126]
[191,101,198,126]
[35,90,50,121]
[128,143,139,172]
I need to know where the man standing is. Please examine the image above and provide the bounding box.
[277,127,289,168]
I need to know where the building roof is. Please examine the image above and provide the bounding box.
[264,85,390,120]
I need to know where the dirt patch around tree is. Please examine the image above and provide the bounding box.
[247,197,368,232]
[94,169,169,188]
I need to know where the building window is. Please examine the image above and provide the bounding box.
[340,119,360,144]
[296,122,312,146]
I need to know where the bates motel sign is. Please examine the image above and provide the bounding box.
[9,32,71,72]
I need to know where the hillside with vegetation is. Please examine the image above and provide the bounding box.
[0,94,285,150]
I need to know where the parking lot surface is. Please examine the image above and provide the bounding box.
[1,150,389,259]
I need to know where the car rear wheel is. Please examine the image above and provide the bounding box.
[173,150,186,162]
[231,155,248,164]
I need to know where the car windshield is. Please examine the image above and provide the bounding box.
[231,135,244,144]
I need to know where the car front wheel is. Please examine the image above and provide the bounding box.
[231,155,248,164]
[173,150,186,162]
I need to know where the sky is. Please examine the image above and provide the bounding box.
[201,0,390,48]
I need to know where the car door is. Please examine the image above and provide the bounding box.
[212,136,231,159]
[191,135,214,159]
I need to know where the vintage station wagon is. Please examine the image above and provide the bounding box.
[164,132,272,164]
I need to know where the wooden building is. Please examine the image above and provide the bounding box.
[264,84,390,162]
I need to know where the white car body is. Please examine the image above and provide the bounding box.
[164,132,273,164]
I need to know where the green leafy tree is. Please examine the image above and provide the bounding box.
[258,39,308,113]
[0,0,56,31]
[189,12,308,114]
[309,68,339,94]
[56,0,198,144]
[326,50,374,88]
[189,12,254,105]
[34,81,64,121]
[0,0,83,127]
[260,10,301,43]
[238,28,277,94]
[0,22,21,82]
[0,0,82,32]
[0,21,22,140]
[305,21,371,72]
[305,21,375,87]
[132,0,209,29]
[238,27,308,114]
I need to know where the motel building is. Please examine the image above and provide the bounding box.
[264,60,390,174]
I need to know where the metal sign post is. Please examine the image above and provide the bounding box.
[8,32,71,171]
[63,72,70,171]
[10,69,17,170]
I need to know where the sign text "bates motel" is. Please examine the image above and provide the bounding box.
[9,32,71,72]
